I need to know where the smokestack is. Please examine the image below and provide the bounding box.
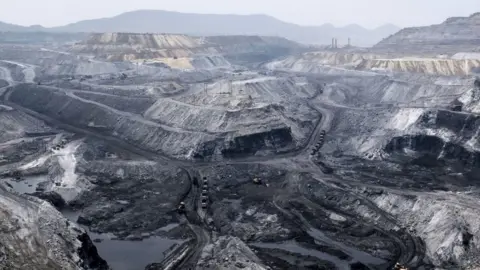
[348,37,351,47]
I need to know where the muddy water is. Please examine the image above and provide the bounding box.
[251,240,350,269]
[1,175,47,194]
[89,234,181,270]
[307,228,387,265]
[62,210,181,270]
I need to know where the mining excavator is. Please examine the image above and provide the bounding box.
[393,263,408,270]
[177,202,186,213]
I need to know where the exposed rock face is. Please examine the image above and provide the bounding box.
[356,57,480,76]
[0,108,52,143]
[221,127,293,158]
[363,190,480,269]
[267,51,480,76]
[375,12,480,53]
[0,186,108,270]
[30,191,66,209]
[83,33,204,49]
[76,233,109,270]
[8,76,318,160]
[72,33,206,61]
[71,33,304,67]
[198,236,268,270]
[267,51,382,69]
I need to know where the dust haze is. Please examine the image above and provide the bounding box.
[0,4,480,270]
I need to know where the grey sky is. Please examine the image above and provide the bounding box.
[1,0,478,29]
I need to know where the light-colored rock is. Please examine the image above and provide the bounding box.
[197,236,268,270]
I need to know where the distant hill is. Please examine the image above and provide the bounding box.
[0,21,45,32]
[0,10,400,46]
[374,12,480,53]
[0,31,87,44]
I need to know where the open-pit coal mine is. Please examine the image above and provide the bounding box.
[1,12,480,270]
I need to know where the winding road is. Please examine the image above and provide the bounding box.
[0,61,426,269]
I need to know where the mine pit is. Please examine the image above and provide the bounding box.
[1,11,480,270]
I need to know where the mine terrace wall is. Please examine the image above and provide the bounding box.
[8,84,298,159]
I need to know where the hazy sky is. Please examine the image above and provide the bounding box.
[1,0,478,28]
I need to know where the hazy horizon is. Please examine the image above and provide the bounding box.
[2,0,479,29]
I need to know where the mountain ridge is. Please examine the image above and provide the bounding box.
[0,10,400,46]
[374,12,480,53]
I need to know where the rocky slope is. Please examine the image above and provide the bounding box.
[197,236,268,270]
[302,72,480,268]
[267,51,480,76]
[317,72,476,155]
[70,33,304,68]
[0,185,108,270]
[375,12,480,53]
[357,57,480,76]
[7,78,319,160]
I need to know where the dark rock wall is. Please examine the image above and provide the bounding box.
[418,110,480,139]
[385,134,480,169]
[77,233,110,270]
[9,84,297,159]
[221,127,293,158]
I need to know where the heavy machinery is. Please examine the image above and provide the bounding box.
[177,202,186,213]
[393,263,408,270]
[310,130,327,156]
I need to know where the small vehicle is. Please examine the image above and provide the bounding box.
[393,263,408,270]
[177,202,186,213]
[201,202,208,209]
[253,178,262,184]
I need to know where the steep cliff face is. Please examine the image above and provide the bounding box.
[71,33,304,67]
[375,12,480,53]
[0,186,108,270]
